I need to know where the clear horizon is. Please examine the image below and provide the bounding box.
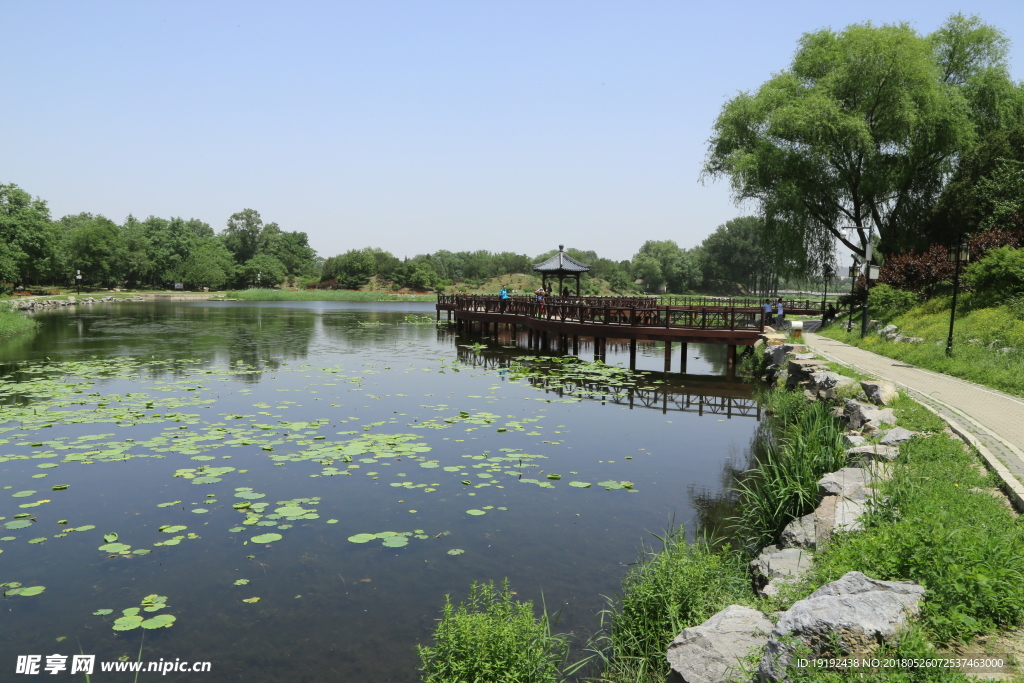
[5,1,1023,262]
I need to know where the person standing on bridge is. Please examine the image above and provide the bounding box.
[776,298,785,328]
[535,286,546,317]
[499,285,509,312]
[762,299,772,327]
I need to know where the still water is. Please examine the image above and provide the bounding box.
[0,301,758,681]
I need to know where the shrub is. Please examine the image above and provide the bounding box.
[964,246,1024,307]
[418,579,569,683]
[596,529,750,683]
[868,284,919,322]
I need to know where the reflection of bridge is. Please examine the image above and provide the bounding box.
[438,294,767,373]
[453,343,760,419]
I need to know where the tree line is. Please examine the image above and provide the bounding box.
[1,181,790,296]
[0,189,318,291]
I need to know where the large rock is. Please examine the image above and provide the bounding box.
[779,513,817,550]
[843,400,896,433]
[750,546,813,596]
[843,434,867,447]
[845,444,900,466]
[809,372,857,399]
[860,381,898,406]
[787,359,830,389]
[758,572,925,683]
[667,605,774,683]
[817,468,870,499]
[878,427,917,446]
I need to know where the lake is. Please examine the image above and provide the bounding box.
[0,301,759,681]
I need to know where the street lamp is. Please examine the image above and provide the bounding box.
[844,227,878,338]
[945,235,971,357]
[820,264,833,326]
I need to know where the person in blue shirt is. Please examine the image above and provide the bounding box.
[776,298,785,327]
[762,299,772,326]
[499,286,509,312]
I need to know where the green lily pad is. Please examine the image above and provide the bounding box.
[546,474,562,480]
[4,520,32,530]
[93,608,113,615]
[98,542,132,553]
[251,533,282,544]
[569,481,591,488]
[158,525,187,533]
[11,491,36,498]
[381,536,408,548]
[274,506,306,517]
[466,509,486,516]
[140,614,176,629]
[14,585,46,596]
[103,533,118,543]
[447,549,465,555]
[347,533,377,543]
[234,579,250,585]
[112,615,144,631]
[191,508,208,514]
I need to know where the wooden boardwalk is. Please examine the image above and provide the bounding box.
[437,294,774,372]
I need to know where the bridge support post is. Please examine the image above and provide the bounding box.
[436,308,440,321]
[679,342,687,374]
[542,331,549,351]
[528,328,534,349]
[663,341,672,373]
[629,339,637,370]
[572,335,579,356]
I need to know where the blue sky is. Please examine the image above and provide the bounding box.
[4,1,1023,261]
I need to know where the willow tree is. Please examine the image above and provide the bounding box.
[703,14,1022,267]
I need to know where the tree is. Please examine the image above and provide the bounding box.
[223,209,265,263]
[703,14,1023,265]
[265,229,319,278]
[699,217,788,296]
[321,249,376,289]
[630,240,701,293]
[240,253,286,288]
[0,183,57,287]
[62,213,126,287]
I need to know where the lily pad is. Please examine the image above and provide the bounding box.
[112,615,144,631]
[274,506,307,517]
[93,608,113,615]
[446,549,465,555]
[4,520,33,530]
[466,509,486,516]
[158,525,187,533]
[569,481,592,488]
[347,533,377,543]
[251,533,282,544]
[234,579,250,586]
[11,491,36,498]
[242,597,260,603]
[381,536,408,548]
[141,614,176,629]
[98,543,132,553]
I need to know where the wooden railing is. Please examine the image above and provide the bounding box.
[443,295,765,332]
[658,295,835,312]
[438,294,658,308]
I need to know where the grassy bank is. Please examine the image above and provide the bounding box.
[0,305,38,343]
[819,297,1024,397]
[222,289,437,302]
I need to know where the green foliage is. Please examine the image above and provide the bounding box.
[0,307,38,343]
[869,284,920,322]
[964,246,1024,306]
[418,579,569,683]
[889,394,946,434]
[223,289,435,301]
[240,253,286,288]
[703,14,1020,266]
[733,400,847,548]
[813,433,1024,642]
[699,216,785,296]
[630,240,701,294]
[595,529,751,683]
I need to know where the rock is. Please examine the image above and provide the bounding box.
[845,444,900,465]
[968,338,982,344]
[879,324,898,336]
[902,337,924,343]
[787,359,830,388]
[779,513,817,550]
[792,353,817,360]
[878,427,917,446]
[843,434,867,447]
[999,347,1015,354]
[843,400,896,432]
[817,468,871,499]
[750,546,813,596]
[667,605,774,683]
[859,381,898,406]
[758,572,925,683]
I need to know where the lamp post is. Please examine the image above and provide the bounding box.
[76,269,82,295]
[820,264,832,326]
[945,234,970,357]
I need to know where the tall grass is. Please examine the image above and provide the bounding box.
[0,306,38,343]
[222,288,437,302]
[813,432,1024,643]
[418,579,570,683]
[589,528,751,683]
[733,397,847,550]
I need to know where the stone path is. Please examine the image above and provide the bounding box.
[805,332,1024,501]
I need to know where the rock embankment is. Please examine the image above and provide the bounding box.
[13,296,144,310]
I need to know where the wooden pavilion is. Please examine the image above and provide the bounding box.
[532,245,590,296]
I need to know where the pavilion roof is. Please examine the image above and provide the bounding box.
[531,246,591,273]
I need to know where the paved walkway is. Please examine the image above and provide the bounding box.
[804,332,1024,500]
